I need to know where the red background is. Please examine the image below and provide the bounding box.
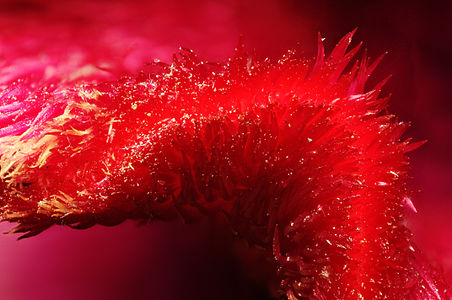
[0,0,451,299]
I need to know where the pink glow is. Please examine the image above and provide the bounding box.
[0,0,451,299]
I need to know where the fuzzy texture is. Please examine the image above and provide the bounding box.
[0,28,449,299]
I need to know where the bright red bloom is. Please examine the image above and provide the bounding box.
[0,12,449,299]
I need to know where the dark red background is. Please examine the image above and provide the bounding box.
[0,0,451,299]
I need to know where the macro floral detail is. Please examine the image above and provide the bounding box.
[0,27,449,299]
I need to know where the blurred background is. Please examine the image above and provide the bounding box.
[0,0,451,299]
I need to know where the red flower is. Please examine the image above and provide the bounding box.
[1,1,451,299]
[0,14,449,297]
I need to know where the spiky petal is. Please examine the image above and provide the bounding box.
[0,30,448,299]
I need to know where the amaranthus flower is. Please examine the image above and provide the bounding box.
[0,25,449,298]
[0,1,450,298]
